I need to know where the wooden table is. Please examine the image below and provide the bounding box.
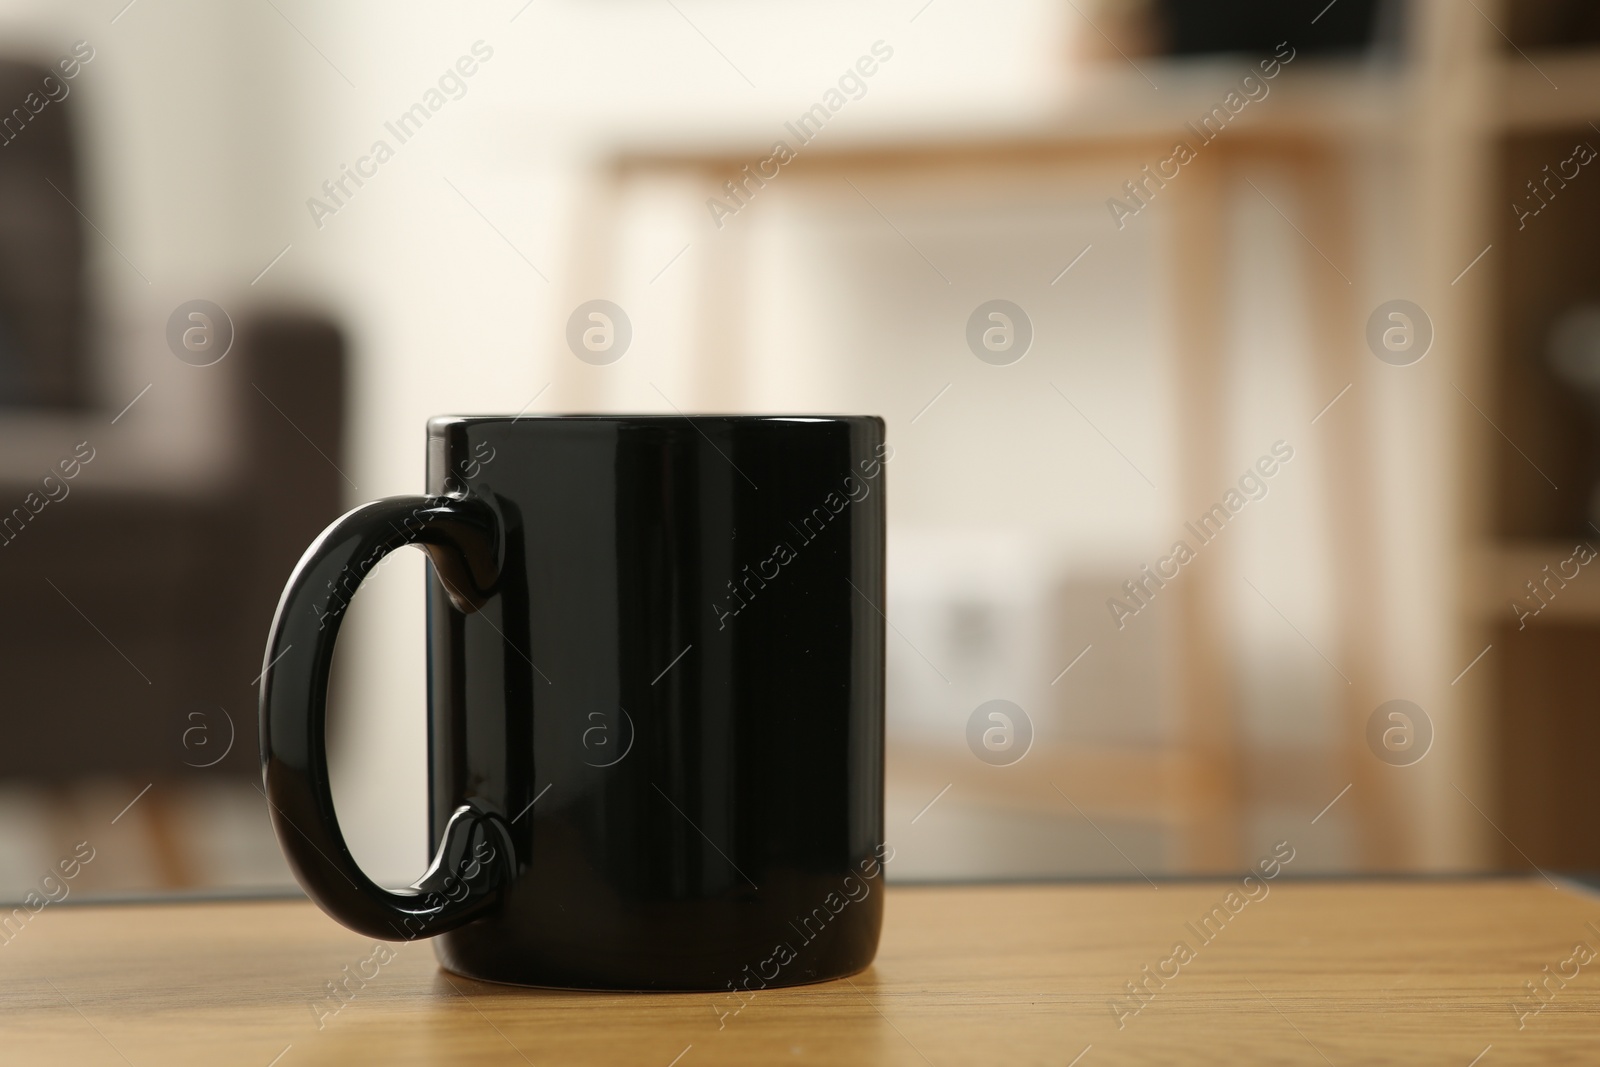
[5,879,1598,1064]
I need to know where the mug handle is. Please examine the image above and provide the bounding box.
[259,494,516,941]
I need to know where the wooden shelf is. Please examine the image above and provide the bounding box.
[1473,540,1600,623]
[891,740,1219,829]
[890,741,1341,830]
[601,56,1405,172]
[1498,48,1600,130]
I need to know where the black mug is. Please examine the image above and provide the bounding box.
[259,414,889,990]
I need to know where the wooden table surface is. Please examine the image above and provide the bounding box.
[4,879,1599,1065]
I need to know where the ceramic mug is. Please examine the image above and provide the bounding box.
[259,414,889,990]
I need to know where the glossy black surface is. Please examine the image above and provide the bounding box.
[261,415,887,991]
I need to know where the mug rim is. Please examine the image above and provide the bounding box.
[430,413,884,429]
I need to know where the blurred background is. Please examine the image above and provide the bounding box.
[0,0,1596,898]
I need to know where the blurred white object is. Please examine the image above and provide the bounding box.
[886,528,1060,744]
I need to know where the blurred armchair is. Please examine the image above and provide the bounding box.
[0,55,347,784]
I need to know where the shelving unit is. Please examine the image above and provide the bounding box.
[563,0,1600,876]
[1476,27,1600,870]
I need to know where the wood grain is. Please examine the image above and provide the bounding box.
[3,880,1598,1065]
